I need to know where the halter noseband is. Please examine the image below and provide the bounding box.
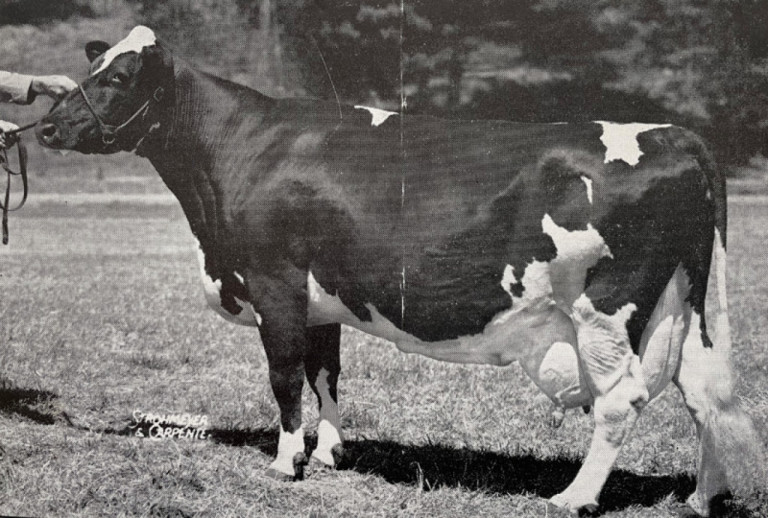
[77,83,165,146]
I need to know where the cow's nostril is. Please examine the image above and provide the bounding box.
[40,123,58,139]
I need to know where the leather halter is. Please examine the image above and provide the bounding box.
[77,83,165,146]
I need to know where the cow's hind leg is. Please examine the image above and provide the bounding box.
[673,237,765,516]
[549,295,649,513]
[305,323,344,471]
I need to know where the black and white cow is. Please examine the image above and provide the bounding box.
[36,26,762,516]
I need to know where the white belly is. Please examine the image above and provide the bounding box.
[307,269,590,408]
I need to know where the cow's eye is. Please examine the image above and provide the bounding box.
[111,73,129,86]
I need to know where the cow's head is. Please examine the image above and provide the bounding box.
[36,26,174,154]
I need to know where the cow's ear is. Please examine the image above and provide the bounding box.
[85,41,111,62]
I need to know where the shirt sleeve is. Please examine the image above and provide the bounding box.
[0,71,34,104]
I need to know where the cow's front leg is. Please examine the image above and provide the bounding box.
[249,268,309,481]
[304,323,343,471]
[549,296,649,513]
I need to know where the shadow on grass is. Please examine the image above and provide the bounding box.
[203,427,704,515]
[339,439,700,515]
[36,420,755,517]
[0,384,59,425]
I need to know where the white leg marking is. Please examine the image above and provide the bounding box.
[312,368,342,467]
[551,353,648,512]
[675,310,730,515]
[354,105,397,126]
[550,296,647,512]
[595,121,672,166]
[268,426,305,478]
[673,233,765,516]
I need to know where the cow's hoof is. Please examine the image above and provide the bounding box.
[265,452,307,481]
[306,456,332,478]
[330,443,345,465]
[670,501,704,518]
[310,443,345,467]
[548,493,599,515]
[307,444,345,478]
[549,407,565,428]
[265,467,294,482]
[682,494,709,517]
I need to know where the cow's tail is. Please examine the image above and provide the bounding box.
[688,140,766,505]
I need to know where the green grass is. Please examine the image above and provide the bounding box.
[0,196,766,517]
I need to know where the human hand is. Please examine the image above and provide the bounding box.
[31,75,78,101]
[0,120,20,149]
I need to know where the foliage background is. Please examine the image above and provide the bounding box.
[2,0,768,170]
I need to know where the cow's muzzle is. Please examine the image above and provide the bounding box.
[37,122,61,147]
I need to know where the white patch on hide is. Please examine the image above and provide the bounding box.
[92,26,157,76]
[495,261,553,325]
[596,121,672,166]
[194,238,260,326]
[354,105,397,126]
[542,213,612,308]
[581,176,593,204]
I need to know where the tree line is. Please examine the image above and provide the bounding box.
[3,0,768,167]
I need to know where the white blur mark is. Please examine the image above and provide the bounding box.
[596,121,671,166]
[401,266,406,324]
[581,176,593,204]
[354,105,397,127]
[92,26,157,76]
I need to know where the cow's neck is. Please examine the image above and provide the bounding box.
[138,61,274,248]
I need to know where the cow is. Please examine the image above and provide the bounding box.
[36,26,763,516]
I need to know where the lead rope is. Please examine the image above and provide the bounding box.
[0,136,29,244]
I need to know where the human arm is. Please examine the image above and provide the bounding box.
[30,75,78,101]
[0,71,34,104]
[0,71,77,104]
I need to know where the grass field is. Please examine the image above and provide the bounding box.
[0,188,766,517]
